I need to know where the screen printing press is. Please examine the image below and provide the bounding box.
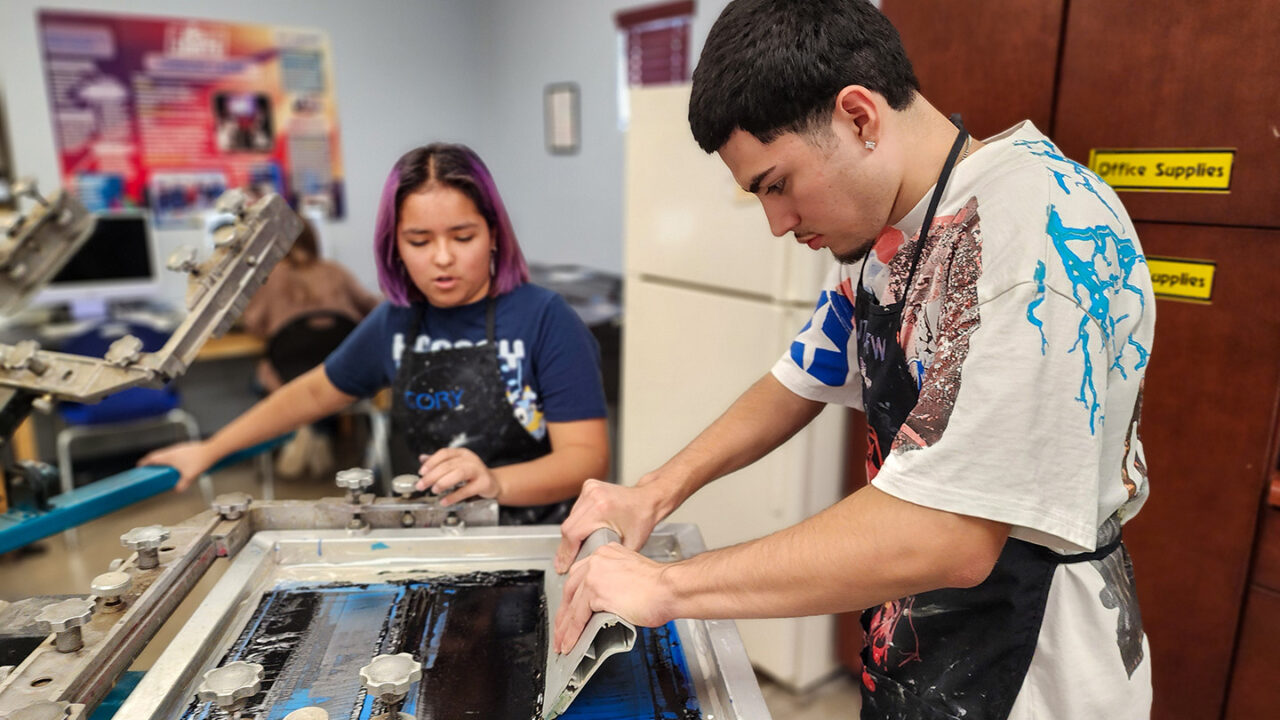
[0,468,771,720]
[0,177,769,719]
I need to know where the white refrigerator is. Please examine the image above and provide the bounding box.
[620,84,847,691]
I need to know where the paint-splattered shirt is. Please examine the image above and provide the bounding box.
[773,121,1154,719]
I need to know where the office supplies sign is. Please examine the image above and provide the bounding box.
[1146,256,1216,303]
[38,11,346,227]
[1088,148,1234,193]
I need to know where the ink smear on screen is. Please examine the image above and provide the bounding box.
[177,570,700,719]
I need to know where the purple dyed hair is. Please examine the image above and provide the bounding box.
[373,143,530,306]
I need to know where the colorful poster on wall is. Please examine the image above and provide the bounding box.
[37,10,344,227]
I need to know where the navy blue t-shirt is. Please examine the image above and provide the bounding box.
[324,283,607,442]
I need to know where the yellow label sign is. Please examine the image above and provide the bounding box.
[1088,149,1234,193]
[1146,256,1215,302]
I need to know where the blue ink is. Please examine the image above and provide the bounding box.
[561,621,700,719]
[1027,260,1048,355]
[420,599,449,670]
[908,357,927,390]
[370,542,390,551]
[1013,138,1121,222]
[270,688,334,716]
[1044,206,1150,434]
[183,575,699,720]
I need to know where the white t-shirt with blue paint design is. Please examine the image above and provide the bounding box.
[773,121,1154,719]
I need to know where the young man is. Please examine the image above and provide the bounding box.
[554,1,1154,717]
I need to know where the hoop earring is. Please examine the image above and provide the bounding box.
[864,140,877,151]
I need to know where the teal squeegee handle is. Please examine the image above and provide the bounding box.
[0,434,291,555]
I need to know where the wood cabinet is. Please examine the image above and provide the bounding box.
[1125,224,1280,720]
[1226,498,1280,719]
[882,0,1064,141]
[1052,0,1280,228]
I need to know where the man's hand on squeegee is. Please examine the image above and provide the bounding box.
[554,479,669,574]
[553,541,672,654]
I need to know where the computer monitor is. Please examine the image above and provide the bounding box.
[32,211,160,320]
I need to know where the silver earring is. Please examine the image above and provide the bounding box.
[865,140,877,150]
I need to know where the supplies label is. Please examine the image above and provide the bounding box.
[1147,256,1215,302]
[1088,149,1234,193]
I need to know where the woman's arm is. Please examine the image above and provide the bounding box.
[495,418,609,505]
[419,418,609,507]
[140,366,358,490]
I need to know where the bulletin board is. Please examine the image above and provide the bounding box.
[37,10,345,227]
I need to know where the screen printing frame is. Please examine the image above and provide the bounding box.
[116,524,770,720]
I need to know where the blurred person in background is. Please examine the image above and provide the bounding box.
[239,217,382,476]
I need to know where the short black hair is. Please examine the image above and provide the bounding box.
[689,0,920,153]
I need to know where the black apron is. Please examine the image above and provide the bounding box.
[389,298,574,525]
[854,116,1125,719]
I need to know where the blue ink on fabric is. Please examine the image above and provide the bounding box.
[1044,207,1150,435]
[1027,260,1048,355]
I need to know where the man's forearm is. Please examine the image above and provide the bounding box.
[657,484,1011,621]
[640,372,824,517]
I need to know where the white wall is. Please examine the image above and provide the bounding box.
[0,0,487,306]
[477,0,732,275]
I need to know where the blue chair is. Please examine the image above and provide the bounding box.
[54,320,208,505]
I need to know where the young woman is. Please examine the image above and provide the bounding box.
[142,143,609,524]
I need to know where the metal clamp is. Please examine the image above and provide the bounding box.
[214,188,249,221]
[391,474,419,499]
[283,709,330,720]
[359,653,421,718]
[36,597,95,653]
[3,340,49,376]
[212,492,253,520]
[442,512,463,533]
[166,245,201,275]
[90,570,132,613]
[103,336,145,367]
[196,660,263,712]
[120,525,170,569]
[11,178,50,208]
[336,467,376,511]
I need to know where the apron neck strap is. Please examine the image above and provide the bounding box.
[901,114,969,293]
[484,295,497,343]
[406,296,498,343]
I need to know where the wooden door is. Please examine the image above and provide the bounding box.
[881,0,1064,141]
[1053,0,1280,228]
[1124,223,1280,720]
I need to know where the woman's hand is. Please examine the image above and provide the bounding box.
[138,442,216,492]
[417,448,502,506]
